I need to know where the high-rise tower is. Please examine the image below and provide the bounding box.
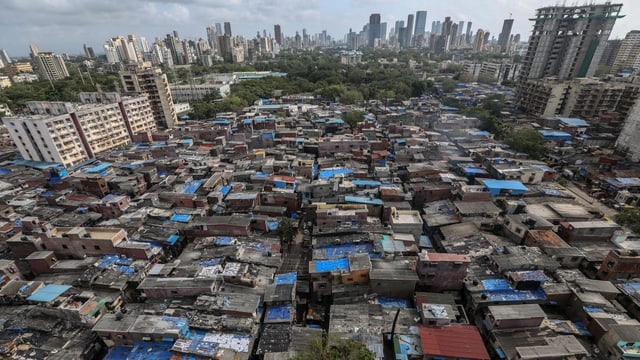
[414,11,427,36]
[519,3,623,81]
[274,24,283,46]
[368,13,381,47]
[497,19,514,53]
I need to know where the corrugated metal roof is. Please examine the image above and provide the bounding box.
[419,324,490,360]
[27,284,71,302]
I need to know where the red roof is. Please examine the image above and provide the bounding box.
[419,324,490,360]
[422,252,471,263]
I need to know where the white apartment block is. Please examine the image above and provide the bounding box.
[33,52,69,81]
[2,93,156,168]
[120,64,177,129]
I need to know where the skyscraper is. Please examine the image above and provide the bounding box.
[465,22,473,44]
[414,11,427,36]
[274,24,283,46]
[435,17,453,53]
[497,19,514,53]
[405,14,414,47]
[30,44,69,82]
[82,44,92,59]
[0,49,10,65]
[457,21,464,36]
[519,3,623,81]
[215,23,222,35]
[611,31,640,74]
[395,21,405,36]
[224,22,232,37]
[380,23,387,43]
[473,29,485,52]
[368,13,381,47]
[206,26,218,50]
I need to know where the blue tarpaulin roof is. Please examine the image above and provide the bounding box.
[352,180,381,187]
[558,117,589,127]
[0,168,10,175]
[377,296,412,308]
[479,279,547,302]
[482,179,529,192]
[220,185,232,196]
[274,272,297,285]
[318,168,353,179]
[215,237,235,246]
[345,195,383,205]
[464,167,488,175]
[179,180,204,194]
[12,159,64,170]
[469,130,491,136]
[104,345,133,360]
[171,214,192,223]
[127,342,174,360]
[98,254,133,268]
[267,221,279,231]
[539,130,572,141]
[315,242,378,259]
[420,235,433,248]
[266,304,294,321]
[166,234,180,245]
[27,284,71,302]
[314,257,350,272]
[85,162,112,173]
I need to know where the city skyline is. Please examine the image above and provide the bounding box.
[0,0,637,56]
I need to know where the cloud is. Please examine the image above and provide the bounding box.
[0,0,636,56]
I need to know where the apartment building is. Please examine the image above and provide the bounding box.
[2,93,156,168]
[120,63,177,128]
[519,3,622,81]
[518,77,638,118]
[32,52,69,82]
[517,3,624,109]
[611,31,640,74]
[40,226,128,259]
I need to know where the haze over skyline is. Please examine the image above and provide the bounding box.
[0,0,637,56]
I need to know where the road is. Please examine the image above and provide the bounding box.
[565,182,618,219]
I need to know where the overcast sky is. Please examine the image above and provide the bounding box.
[1,0,637,57]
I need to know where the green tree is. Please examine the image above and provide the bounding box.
[291,333,374,360]
[343,111,366,128]
[458,73,474,83]
[477,74,497,84]
[340,90,363,105]
[441,78,457,93]
[614,208,640,233]
[504,128,547,159]
[277,218,297,251]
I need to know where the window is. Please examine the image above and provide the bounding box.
[94,245,101,250]
[61,244,68,249]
